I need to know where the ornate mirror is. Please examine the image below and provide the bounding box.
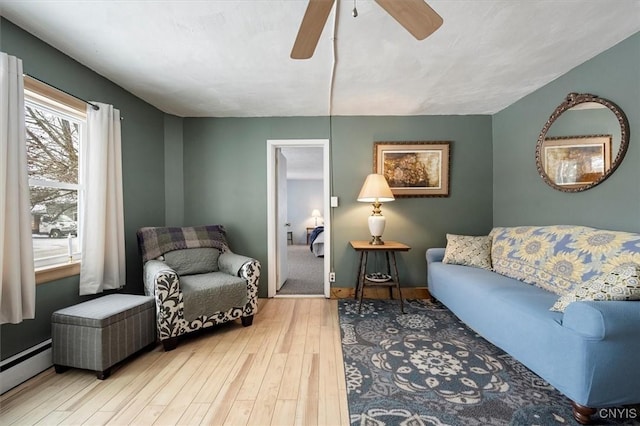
[535,93,630,192]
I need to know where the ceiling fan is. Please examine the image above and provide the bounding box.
[291,0,443,59]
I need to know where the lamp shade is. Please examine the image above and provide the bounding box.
[357,174,394,203]
[311,209,321,218]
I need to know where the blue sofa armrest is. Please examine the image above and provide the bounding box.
[562,300,640,340]
[426,248,445,264]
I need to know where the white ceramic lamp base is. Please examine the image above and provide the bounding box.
[368,214,386,245]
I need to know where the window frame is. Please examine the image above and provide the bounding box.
[24,76,86,285]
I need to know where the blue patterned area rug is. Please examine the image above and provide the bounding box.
[338,299,637,426]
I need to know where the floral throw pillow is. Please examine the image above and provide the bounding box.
[550,265,640,312]
[442,234,492,270]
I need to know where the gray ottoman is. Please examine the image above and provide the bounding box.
[52,294,156,379]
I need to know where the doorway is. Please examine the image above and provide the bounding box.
[266,139,330,298]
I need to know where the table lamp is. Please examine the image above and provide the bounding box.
[357,173,394,245]
[311,209,321,226]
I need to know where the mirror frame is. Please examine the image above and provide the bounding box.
[535,92,630,192]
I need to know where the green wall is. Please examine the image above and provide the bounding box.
[493,32,640,231]
[164,114,185,225]
[182,115,494,297]
[0,19,166,360]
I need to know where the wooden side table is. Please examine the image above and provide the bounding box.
[349,240,411,313]
[306,227,315,245]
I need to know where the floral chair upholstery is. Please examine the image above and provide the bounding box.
[137,225,260,350]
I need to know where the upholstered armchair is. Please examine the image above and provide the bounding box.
[137,225,260,351]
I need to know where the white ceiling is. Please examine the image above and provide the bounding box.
[281,147,324,180]
[1,1,639,118]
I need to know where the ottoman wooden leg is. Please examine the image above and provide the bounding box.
[54,365,69,374]
[97,368,111,380]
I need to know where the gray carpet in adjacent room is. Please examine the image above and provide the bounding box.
[278,244,323,295]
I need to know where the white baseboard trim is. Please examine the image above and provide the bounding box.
[1,339,52,394]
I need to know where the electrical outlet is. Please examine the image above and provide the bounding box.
[329,272,336,282]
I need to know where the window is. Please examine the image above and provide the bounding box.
[24,77,86,274]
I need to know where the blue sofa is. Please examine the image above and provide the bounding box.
[426,225,640,424]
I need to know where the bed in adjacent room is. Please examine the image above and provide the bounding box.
[309,226,324,257]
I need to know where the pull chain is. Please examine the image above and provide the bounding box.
[352,0,358,17]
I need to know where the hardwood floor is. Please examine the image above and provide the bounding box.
[0,299,349,425]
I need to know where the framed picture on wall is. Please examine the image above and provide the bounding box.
[541,135,612,187]
[374,141,451,197]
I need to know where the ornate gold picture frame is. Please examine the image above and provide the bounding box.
[374,141,451,197]
[541,135,611,188]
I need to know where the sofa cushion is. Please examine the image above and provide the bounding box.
[490,225,640,296]
[442,234,492,270]
[550,265,640,312]
[180,272,247,321]
[164,247,220,276]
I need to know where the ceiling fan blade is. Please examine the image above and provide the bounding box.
[374,0,443,40]
[291,0,336,59]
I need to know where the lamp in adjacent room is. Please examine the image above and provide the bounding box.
[357,173,395,245]
[311,208,322,226]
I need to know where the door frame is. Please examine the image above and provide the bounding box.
[266,139,331,298]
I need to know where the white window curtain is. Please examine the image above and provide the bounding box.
[79,102,125,295]
[0,52,36,324]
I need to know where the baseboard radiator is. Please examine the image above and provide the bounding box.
[0,339,52,394]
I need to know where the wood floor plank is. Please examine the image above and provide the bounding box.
[321,298,348,426]
[319,395,345,426]
[210,321,253,354]
[222,399,254,426]
[234,326,279,401]
[198,354,255,423]
[81,410,115,425]
[56,349,165,425]
[0,367,56,404]
[153,351,227,424]
[289,300,311,355]
[304,300,323,354]
[273,299,297,354]
[32,410,73,426]
[291,352,320,425]
[192,350,252,404]
[0,299,349,426]
[1,371,88,425]
[9,373,96,426]
[245,353,288,425]
[50,374,102,412]
[130,404,166,425]
[105,351,194,424]
[278,353,304,400]
[242,323,269,354]
[271,399,297,426]
[176,402,210,426]
[150,334,219,406]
